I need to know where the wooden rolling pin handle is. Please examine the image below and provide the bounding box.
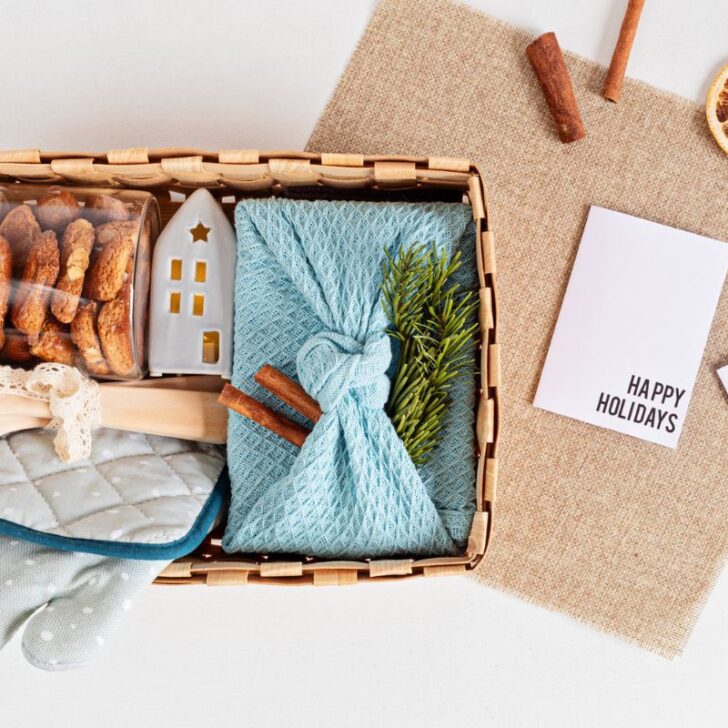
[0,385,229,444]
[98,386,228,444]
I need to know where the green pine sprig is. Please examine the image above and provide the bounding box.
[382,243,478,466]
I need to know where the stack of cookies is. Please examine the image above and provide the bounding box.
[0,187,154,379]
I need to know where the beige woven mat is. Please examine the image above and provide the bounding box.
[307,0,728,657]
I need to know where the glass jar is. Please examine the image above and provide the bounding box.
[0,184,159,380]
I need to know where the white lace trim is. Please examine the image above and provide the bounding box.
[0,364,102,463]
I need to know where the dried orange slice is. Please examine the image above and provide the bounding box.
[706,63,728,154]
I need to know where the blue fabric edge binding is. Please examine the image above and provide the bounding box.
[0,468,229,561]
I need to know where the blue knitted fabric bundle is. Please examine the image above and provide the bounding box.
[223,199,476,558]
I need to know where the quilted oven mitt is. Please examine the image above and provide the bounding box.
[0,427,226,670]
[0,535,166,670]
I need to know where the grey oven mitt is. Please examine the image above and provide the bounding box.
[0,534,167,671]
[0,427,226,670]
[0,427,226,559]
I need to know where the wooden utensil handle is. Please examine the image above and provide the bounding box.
[0,395,53,419]
[0,414,50,437]
[0,386,228,443]
[116,375,226,393]
[98,386,228,444]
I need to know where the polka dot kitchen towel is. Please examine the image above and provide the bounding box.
[223,199,478,559]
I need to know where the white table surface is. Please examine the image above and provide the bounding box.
[1,2,727,726]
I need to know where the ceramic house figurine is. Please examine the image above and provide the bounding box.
[149,188,236,377]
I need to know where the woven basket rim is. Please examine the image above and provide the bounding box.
[0,148,499,586]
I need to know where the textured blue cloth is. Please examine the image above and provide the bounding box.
[223,199,476,559]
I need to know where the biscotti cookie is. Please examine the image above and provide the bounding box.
[51,218,95,323]
[0,329,33,363]
[71,300,110,376]
[0,234,11,350]
[35,189,81,234]
[82,193,130,226]
[29,319,75,366]
[83,220,138,301]
[11,230,60,338]
[0,204,41,275]
[97,293,134,376]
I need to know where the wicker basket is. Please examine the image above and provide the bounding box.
[0,148,499,586]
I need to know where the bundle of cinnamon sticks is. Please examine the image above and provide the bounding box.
[527,0,646,143]
[219,364,321,447]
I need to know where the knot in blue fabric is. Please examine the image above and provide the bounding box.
[296,330,391,413]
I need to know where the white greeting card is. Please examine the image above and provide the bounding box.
[534,206,728,448]
[719,365,728,396]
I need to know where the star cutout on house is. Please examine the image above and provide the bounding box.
[189,221,211,242]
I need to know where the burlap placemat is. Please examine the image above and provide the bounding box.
[307,0,728,657]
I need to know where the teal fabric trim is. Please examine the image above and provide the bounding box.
[0,469,228,561]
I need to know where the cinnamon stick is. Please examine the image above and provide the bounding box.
[255,364,322,423]
[526,32,586,143]
[602,0,646,102]
[218,383,309,447]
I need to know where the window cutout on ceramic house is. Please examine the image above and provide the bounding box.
[195,260,207,283]
[170,258,182,280]
[202,331,220,364]
[169,291,181,314]
[192,293,205,316]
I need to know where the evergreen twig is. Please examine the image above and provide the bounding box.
[382,243,478,466]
